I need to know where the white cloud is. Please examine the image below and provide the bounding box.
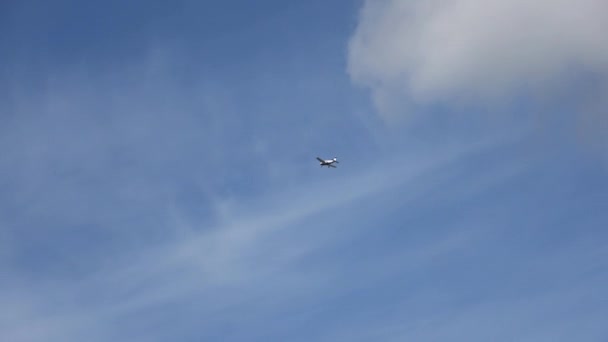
[348,0,608,116]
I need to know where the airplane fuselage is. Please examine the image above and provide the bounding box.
[317,157,338,167]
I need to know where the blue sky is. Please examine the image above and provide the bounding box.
[1,1,607,341]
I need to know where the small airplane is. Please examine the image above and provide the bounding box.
[317,157,339,168]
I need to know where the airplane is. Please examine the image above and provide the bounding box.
[317,157,339,168]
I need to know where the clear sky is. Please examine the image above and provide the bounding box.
[1,1,607,341]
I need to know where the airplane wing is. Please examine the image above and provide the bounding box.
[316,157,324,162]
[328,164,337,168]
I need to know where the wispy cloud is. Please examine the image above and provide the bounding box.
[0,119,512,340]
